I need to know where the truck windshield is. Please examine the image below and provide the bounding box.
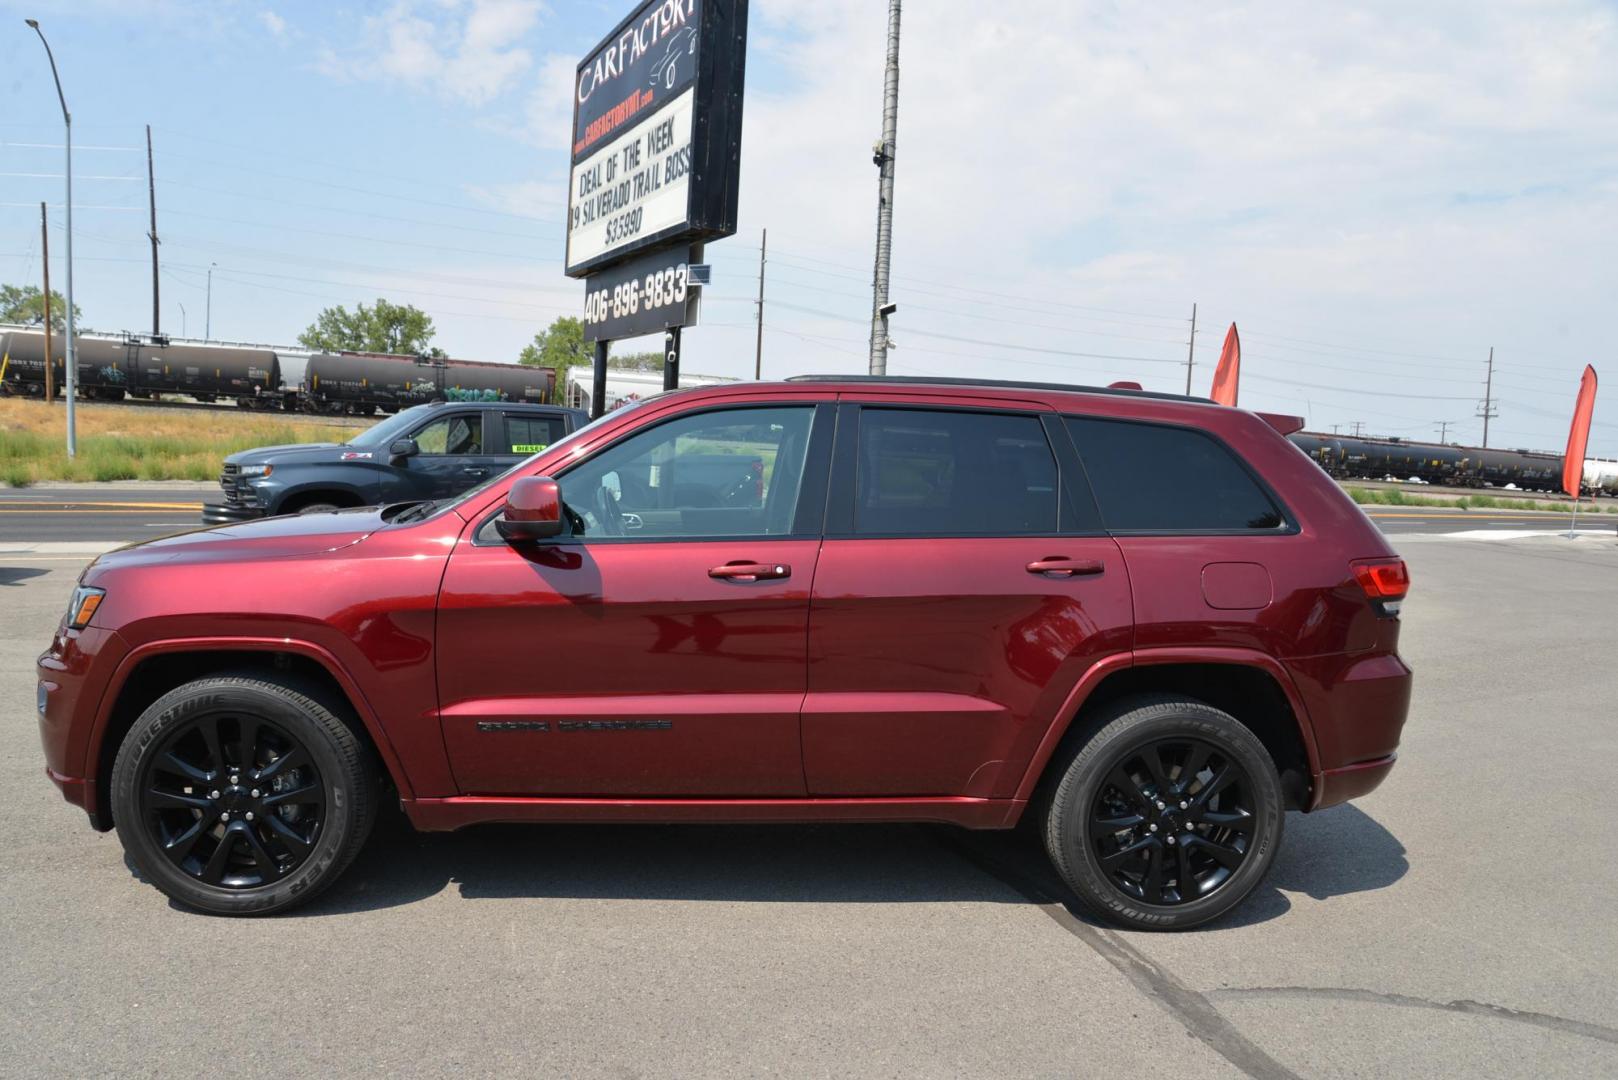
[345,406,434,448]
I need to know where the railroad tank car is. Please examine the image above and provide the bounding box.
[0,330,136,400]
[302,351,556,414]
[1288,431,1573,492]
[129,342,279,405]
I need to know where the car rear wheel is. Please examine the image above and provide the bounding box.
[111,675,377,916]
[1043,695,1283,931]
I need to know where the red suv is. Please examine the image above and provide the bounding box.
[36,377,1411,929]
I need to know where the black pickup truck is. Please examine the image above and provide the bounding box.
[203,401,587,524]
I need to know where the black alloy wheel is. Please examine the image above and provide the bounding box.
[141,713,326,889]
[1088,737,1255,906]
[1043,695,1284,931]
[112,675,376,915]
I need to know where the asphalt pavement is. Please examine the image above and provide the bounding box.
[2,521,1616,1076]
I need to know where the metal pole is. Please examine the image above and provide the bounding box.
[590,339,609,420]
[868,0,901,374]
[1184,302,1197,395]
[1480,346,1495,448]
[27,20,76,455]
[206,262,216,339]
[40,201,54,404]
[177,300,186,338]
[663,326,681,392]
[147,124,159,335]
[754,228,767,380]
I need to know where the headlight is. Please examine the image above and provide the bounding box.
[238,464,273,478]
[67,585,106,630]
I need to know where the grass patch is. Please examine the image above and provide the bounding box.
[1346,485,1618,514]
[1,399,343,485]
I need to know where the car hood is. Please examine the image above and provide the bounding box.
[86,506,382,572]
[224,443,366,466]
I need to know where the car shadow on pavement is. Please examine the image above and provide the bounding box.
[0,566,51,586]
[293,801,1407,925]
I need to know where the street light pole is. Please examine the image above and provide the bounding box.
[206,262,217,339]
[26,18,76,457]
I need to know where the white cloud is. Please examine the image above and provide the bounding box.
[324,0,545,106]
[258,10,287,39]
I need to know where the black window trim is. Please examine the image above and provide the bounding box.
[1058,413,1300,538]
[472,401,836,547]
[824,401,1096,541]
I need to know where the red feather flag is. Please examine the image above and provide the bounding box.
[1562,365,1598,498]
[1210,323,1241,406]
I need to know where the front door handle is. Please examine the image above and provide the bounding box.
[709,561,791,583]
[461,467,490,477]
[1027,557,1105,578]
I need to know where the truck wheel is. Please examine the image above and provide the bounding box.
[110,675,377,916]
[1043,695,1283,931]
[294,502,341,515]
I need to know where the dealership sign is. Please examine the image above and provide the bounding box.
[564,0,749,280]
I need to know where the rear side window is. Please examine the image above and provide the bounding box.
[1066,417,1284,532]
[856,408,1059,536]
[503,414,566,454]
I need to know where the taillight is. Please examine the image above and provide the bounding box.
[1351,558,1409,617]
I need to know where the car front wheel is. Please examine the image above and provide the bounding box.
[1043,695,1284,931]
[110,674,377,915]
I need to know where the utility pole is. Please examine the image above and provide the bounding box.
[146,124,159,336]
[867,0,901,374]
[1477,346,1497,448]
[206,262,217,339]
[27,18,76,457]
[753,228,767,380]
[40,201,54,404]
[1330,423,1342,435]
[1435,421,1452,444]
[1350,421,1366,437]
[1184,302,1198,395]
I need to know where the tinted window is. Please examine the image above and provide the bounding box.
[1066,417,1283,532]
[503,414,566,454]
[856,409,1059,536]
[558,406,815,539]
[414,413,482,455]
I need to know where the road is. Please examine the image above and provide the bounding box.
[2,484,1612,543]
[2,526,1616,1076]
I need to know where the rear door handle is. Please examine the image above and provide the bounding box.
[709,561,791,583]
[1027,557,1105,578]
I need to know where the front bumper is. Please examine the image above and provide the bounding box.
[201,501,266,525]
[37,624,127,829]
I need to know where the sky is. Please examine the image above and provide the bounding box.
[1,0,1615,456]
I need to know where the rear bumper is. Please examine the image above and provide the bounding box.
[1285,651,1412,810]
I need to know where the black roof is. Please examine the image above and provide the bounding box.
[785,374,1212,405]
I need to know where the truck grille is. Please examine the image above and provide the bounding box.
[219,463,247,507]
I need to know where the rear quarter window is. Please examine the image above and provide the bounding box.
[1065,416,1285,533]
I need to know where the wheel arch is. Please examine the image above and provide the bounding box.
[87,638,412,831]
[1013,649,1320,816]
[271,482,369,515]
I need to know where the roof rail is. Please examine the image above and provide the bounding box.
[785,374,1212,404]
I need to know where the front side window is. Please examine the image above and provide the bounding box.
[855,408,1060,536]
[1066,416,1284,532]
[414,414,482,455]
[558,406,815,539]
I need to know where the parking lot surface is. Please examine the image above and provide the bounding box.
[3,534,1616,1078]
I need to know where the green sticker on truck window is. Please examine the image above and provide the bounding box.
[511,443,548,453]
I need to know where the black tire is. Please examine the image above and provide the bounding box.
[111,675,377,916]
[292,501,342,515]
[1043,694,1283,931]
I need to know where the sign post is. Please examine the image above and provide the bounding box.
[565,0,749,416]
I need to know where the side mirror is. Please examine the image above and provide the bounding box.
[388,437,419,463]
[496,476,564,543]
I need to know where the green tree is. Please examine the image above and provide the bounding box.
[297,298,444,356]
[1,283,81,333]
[519,316,667,401]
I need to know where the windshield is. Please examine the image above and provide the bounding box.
[346,405,434,448]
[447,400,645,509]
